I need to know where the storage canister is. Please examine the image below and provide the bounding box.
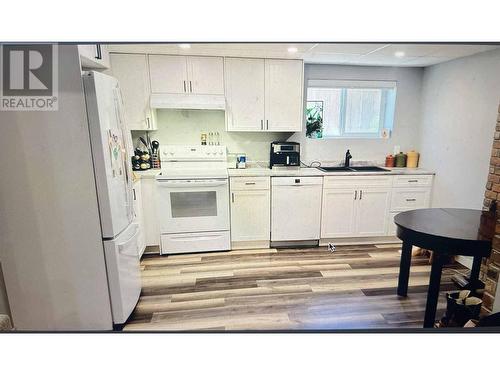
[385,154,395,167]
[395,152,407,167]
[406,150,420,168]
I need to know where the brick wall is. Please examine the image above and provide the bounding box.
[481,103,500,313]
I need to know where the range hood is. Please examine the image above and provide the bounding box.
[150,93,226,110]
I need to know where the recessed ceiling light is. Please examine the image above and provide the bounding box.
[394,51,405,58]
[178,44,191,49]
[288,47,298,53]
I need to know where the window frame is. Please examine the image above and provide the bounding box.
[307,79,397,139]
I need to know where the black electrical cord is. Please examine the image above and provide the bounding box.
[301,160,322,168]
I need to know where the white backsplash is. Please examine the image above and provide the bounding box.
[132,109,292,163]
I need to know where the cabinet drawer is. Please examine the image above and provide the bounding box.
[324,175,392,189]
[390,188,431,211]
[393,175,433,187]
[230,177,270,191]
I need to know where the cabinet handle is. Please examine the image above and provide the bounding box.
[95,44,102,60]
[189,81,193,92]
[354,190,357,200]
[408,179,418,183]
[360,190,363,200]
[231,193,234,203]
[183,81,187,92]
[406,198,416,202]
[245,182,256,185]
[133,189,136,201]
[266,119,269,130]
[146,117,150,129]
[261,120,264,130]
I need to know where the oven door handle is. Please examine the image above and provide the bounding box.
[156,180,228,188]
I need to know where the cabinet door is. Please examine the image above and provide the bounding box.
[265,59,303,132]
[188,56,224,95]
[321,188,357,238]
[132,180,146,256]
[110,54,152,130]
[141,178,160,246]
[79,44,110,70]
[230,190,270,242]
[149,55,188,94]
[225,58,265,131]
[356,187,391,237]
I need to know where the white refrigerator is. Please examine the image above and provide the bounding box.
[82,71,141,325]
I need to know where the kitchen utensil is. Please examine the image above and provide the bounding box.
[395,152,407,167]
[406,150,420,168]
[152,140,160,155]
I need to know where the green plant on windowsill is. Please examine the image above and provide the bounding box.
[306,102,323,138]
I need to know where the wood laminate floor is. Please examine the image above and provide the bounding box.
[124,244,468,331]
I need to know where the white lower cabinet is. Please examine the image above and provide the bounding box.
[132,179,146,257]
[141,177,160,247]
[355,187,391,236]
[230,177,270,247]
[321,176,392,239]
[321,188,357,237]
[388,175,433,236]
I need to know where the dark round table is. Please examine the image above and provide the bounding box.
[394,208,494,328]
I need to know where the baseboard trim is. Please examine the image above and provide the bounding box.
[320,236,401,246]
[231,240,270,250]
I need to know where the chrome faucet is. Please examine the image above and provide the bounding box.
[344,149,352,167]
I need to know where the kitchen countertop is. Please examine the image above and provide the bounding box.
[228,165,435,177]
[133,165,434,179]
[133,169,161,180]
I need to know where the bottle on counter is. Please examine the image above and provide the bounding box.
[395,152,407,167]
[406,150,420,168]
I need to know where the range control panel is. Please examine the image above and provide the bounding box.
[161,145,227,161]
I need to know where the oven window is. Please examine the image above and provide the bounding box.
[170,191,218,218]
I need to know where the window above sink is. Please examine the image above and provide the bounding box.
[306,79,397,139]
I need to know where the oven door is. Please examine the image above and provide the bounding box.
[156,179,230,234]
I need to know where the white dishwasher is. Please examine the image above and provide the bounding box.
[271,176,323,242]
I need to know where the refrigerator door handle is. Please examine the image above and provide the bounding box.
[117,224,140,256]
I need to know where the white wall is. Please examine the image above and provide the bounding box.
[419,48,500,209]
[290,64,424,164]
[133,109,291,163]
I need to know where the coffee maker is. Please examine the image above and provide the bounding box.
[269,141,300,168]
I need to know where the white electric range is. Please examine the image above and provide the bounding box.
[155,145,230,255]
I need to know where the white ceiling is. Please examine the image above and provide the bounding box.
[107,43,499,67]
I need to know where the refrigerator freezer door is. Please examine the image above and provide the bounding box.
[83,71,134,238]
[103,223,141,324]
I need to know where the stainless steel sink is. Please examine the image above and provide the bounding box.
[318,166,389,173]
[350,166,389,172]
[317,166,354,172]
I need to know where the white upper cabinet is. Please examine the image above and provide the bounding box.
[265,59,303,132]
[188,56,224,95]
[149,55,224,95]
[225,58,304,132]
[225,58,266,131]
[110,54,157,131]
[78,44,110,70]
[148,55,188,94]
